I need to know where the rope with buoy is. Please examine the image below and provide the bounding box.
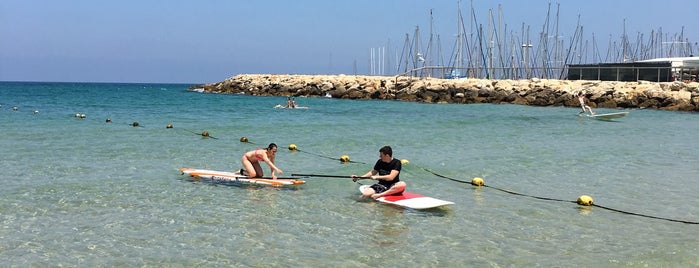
[287,144,365,164]
[415,165,699,224]
[183,129,218,139]
[416,165,571,202]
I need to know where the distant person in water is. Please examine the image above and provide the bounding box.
[284,97,292,108]
[352,146,406,199]
[290,97,299,108]
[239,143,283,179]
[577,91,595,115]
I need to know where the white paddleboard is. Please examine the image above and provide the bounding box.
[274,104,309,109]
[585,111,629,120]
[180,167,305,187]
[359,185,454,210]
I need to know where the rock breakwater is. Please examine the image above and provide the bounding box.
[191,74,699,111]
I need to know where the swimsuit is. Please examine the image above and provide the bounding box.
[579,97,590,112]
[244,149,265,162]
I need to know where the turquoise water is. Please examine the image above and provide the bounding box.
[1,81,698,267]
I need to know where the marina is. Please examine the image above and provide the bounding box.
[368,1,698,81]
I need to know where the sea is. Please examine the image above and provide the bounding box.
[1,81,698,267]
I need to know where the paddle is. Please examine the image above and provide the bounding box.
[254,176,303,180]
[211,174,303,180]
[291,173,371,180]
[232,170,299,180]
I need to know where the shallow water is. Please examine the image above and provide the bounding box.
[1,82,698,267]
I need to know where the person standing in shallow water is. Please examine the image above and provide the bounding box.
[352,146,406,199]
[240,143,283,179]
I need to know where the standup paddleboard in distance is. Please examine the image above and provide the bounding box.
[274,104,309,109]
[180,167,305,187]
[585,111,629,120]
[358,185,454,210]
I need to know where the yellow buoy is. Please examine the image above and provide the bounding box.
[240,136,249,142]
[577,195,594,206]
[288,144,298,151]
[471,177,484,186]
[340,155,350,163]
[400,159,409,165]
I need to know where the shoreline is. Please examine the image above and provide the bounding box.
[191,74,699,112]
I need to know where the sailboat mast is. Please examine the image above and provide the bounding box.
[428,9,435,77]
[456,0,463,74]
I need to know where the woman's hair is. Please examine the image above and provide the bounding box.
[267,143,277,150]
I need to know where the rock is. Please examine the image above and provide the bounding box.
[187,74,699,112]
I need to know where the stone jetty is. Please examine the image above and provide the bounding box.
[191,74,699,111]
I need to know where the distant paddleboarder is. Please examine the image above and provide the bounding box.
[577,91,595,115]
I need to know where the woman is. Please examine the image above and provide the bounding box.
[240,143,283,179]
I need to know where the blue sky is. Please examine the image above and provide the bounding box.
[1,0,696,83]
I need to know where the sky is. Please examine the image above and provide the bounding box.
[1,0,696,84]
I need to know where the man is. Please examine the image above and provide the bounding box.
[352,146,406,199]
[577,91,595,115]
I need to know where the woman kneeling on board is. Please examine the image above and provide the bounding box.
[352,146,406,199]
[240,143,283,179]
